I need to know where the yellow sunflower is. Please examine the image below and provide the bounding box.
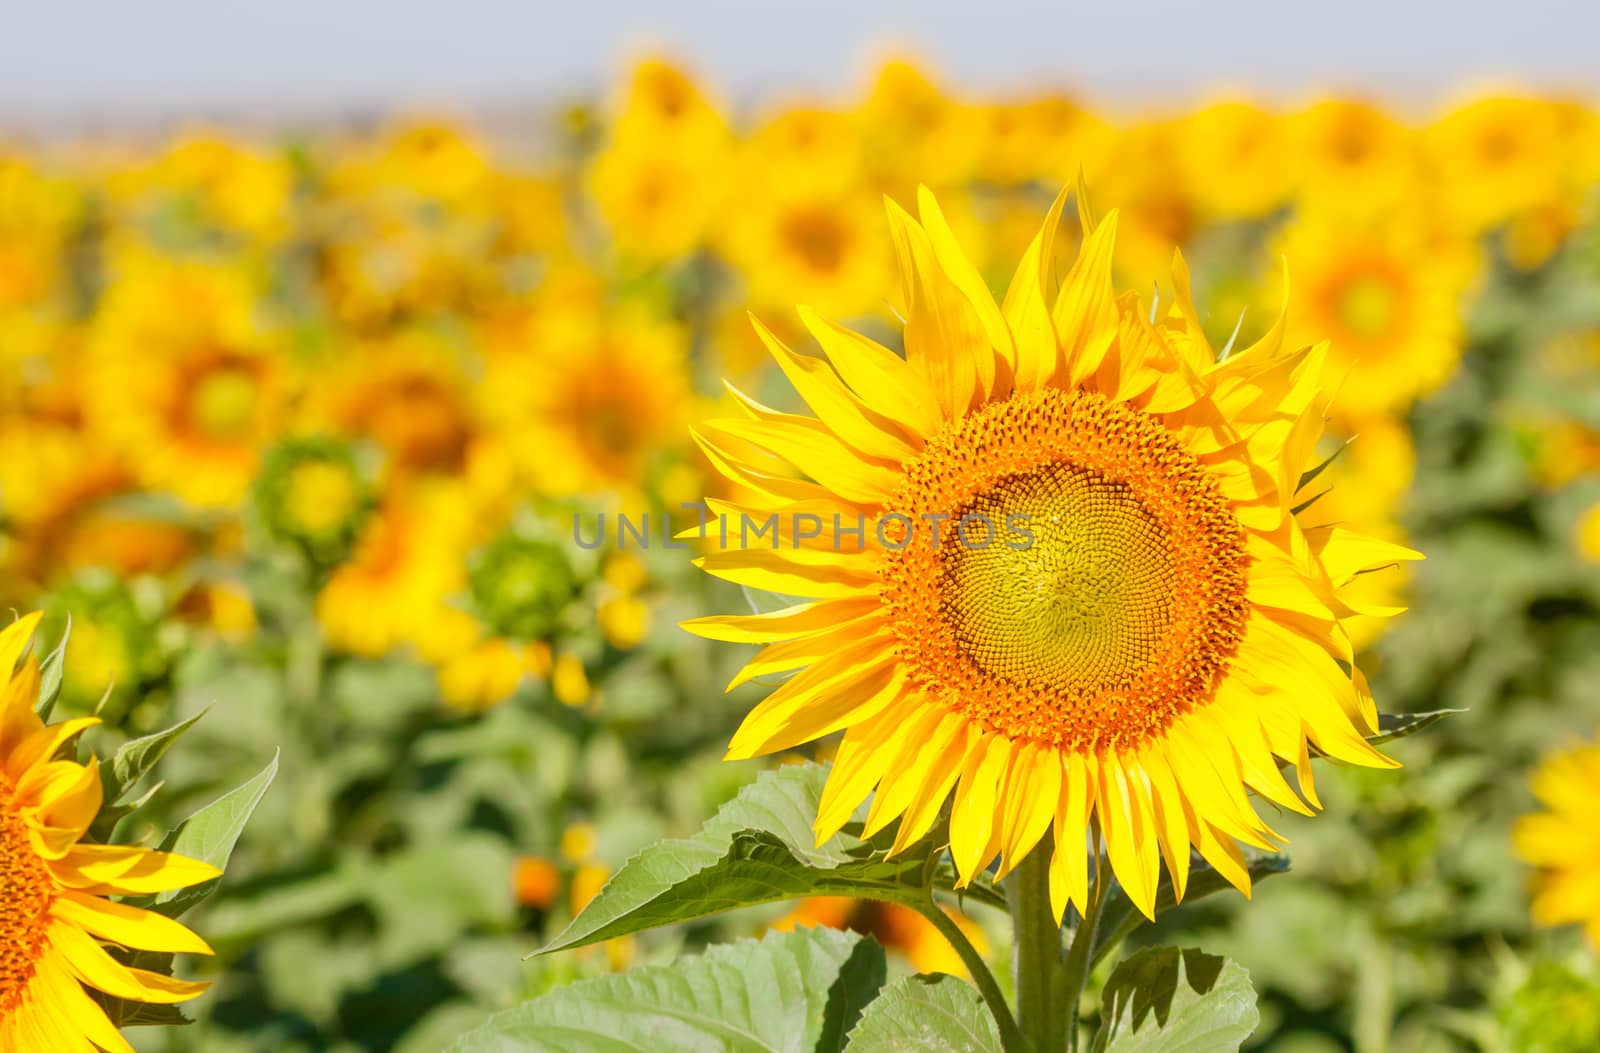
[1176,99,1296,220]
[484,308,692,500]
[770,896,990,978]
[1289,98,1421,214]
[1278,208,1474,422]
[302,330,478,482]
[685,187,1417,921]
[84,252,288,508]
[718,182,891,319]
[1424,95,1570,234]
[315,483,470,658]
[1514,730,1600,948]
[0,613,220,1053]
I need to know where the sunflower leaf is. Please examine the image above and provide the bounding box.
[153,749,279,918]
[34,615,70,721]
[543,761,942,953]
[1089,946,1259,1053]
[98,710,208,819]
[1369,709,1464,745]
[451,927,886,1053]
[843,973,1003,1053]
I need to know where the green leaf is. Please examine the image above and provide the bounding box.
[110,710,207,798]
[450,927,887,1053]
[1089,947,1259,1053]
[154,750,279,918]
[35,617,70,720]
[1369,709,1464,746]
[844,974,1002,1053]
[90,711,210,841]
[543,762,940,953]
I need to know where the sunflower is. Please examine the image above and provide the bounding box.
[1424,95,1570,234]
[0,613,220,1053]
[314,483,470,658]
[1278,208,1474,422]
[1289,98,1421,214]
[484,308,692,500]
[303,330,478,482]
[84,253,288,508]
[685,187,1418,921]
[0,157,80,313]
[718,182,891,319]
[770,896,990,978]
[0,422,182,599]
[1176,100,1295,220]
[114,132,293,244]
[1513,730,1600,948]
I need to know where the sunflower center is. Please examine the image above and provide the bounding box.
[941,464,1178,692]
[0,782,56,1010]
[283,460,359,537]
[781,208,848,272]
[881,388,1250,752]
[1335,274,1399,341]
[189,363,259,439]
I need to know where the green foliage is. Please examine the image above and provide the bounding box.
[843,974,1002,1053]
[1497,961,1600,1053]
[545,762,947,952]
[1089,948,1258,1053]
[451,927,886,1053]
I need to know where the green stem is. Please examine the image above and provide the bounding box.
[1054,848,1110,1053]
[1007,845,1068,1053]
[911,894,1027,1053]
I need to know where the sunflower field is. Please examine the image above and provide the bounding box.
[3,55,1600,1053]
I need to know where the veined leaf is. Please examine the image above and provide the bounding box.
[451,927,886,1053]
[843,974,1002,1053]
[154,750,279,918]
[1090,946,1258,1053]
[543,762,942,953]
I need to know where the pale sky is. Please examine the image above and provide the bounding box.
[2,0,1597,124]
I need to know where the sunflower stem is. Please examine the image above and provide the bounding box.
[1056,858,1110,1053]
[912,893,1027,1052]
[1007,844,1069,1053]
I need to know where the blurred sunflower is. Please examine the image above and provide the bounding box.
[588,140,726,264]
[976,95,1116,189]
[1514,731,1600,947]
[314,483,470,658]
[855,57,986,197]
[718,183,891,318]
[486,309,693,501]
[84,253,289,508]
[740,106,867,198]
[0,422,193,598]
[1094,120,1199,288]
[115,131,294,243]
[1425,95,1569,233]
[253,437,375,567]
[588,58,731,264]
[0,613,220,1053]
[305,330,478,482]
[1177,100,1296,220]
[0,157,80,313]
[422,520,577,712]
[770,896,990,978]
[1279,209,1473,421]
[1290,98,1421,213]
[687,188,1416,920]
